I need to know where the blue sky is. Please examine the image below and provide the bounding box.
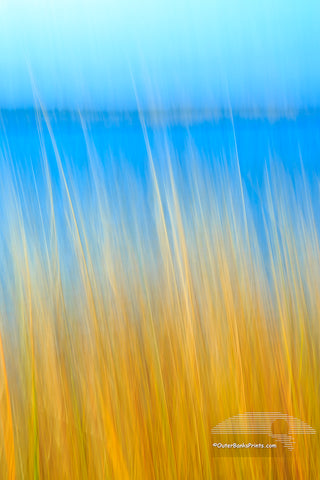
[0,0,319,112]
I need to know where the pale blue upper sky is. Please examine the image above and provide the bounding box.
[0,0,319,112]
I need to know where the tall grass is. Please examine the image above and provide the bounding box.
[0,114,319,479]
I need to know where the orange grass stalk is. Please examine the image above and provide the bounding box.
[0,330,16,479]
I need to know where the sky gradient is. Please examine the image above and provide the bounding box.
[0,0,319,112]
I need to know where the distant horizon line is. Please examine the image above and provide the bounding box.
[1,106,319,125]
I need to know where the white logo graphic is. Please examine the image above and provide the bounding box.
[212,412,316,450]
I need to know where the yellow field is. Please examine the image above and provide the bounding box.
[0,116,319,478]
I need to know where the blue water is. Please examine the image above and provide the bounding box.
[0,109,319,283]
[1,111,319,180]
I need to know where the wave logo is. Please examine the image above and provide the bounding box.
[211,412,316,451]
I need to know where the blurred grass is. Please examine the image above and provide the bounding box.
[0,114,319,479]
